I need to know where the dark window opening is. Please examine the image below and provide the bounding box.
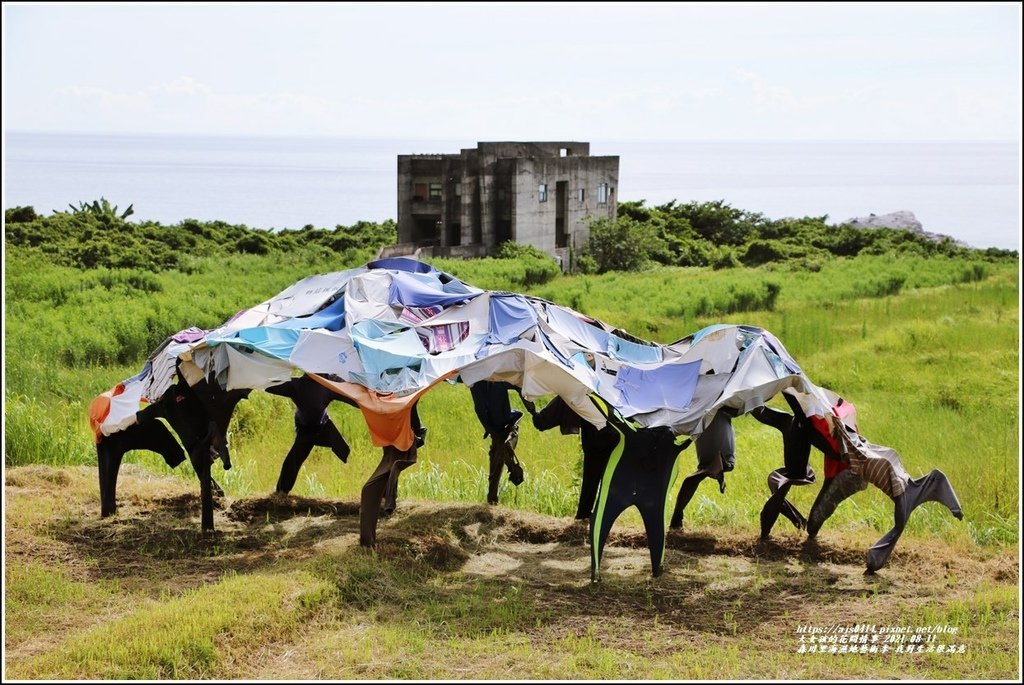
[577,188,585,203]
[413,216,442,245]
[413,183,427,201]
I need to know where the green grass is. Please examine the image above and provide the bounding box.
[4,252,1019,545]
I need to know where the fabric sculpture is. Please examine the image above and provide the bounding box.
[90,257,963,576]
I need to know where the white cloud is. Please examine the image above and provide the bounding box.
[150,76,211,96]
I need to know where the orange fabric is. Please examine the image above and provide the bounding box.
[88,383,127,443]
[88,393,113,443]
[307,372,455,450]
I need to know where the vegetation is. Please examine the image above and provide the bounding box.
[3,199,1020,679]
[581,199,1015,274]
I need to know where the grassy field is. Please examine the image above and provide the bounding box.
[3,250,1021,679]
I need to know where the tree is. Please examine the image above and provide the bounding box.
[584,216,666,273]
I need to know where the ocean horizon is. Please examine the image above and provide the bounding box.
[3,131,1020,251]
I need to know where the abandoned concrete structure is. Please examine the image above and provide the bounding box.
[388,142,619,266]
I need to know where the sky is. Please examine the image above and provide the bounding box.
[2,2,1021,142]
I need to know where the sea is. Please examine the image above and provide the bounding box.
[3,132,1020,251]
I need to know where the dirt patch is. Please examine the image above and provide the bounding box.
[225,494,361,523]
[5,465,1019,680]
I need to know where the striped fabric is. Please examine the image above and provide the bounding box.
[837,426,908,499]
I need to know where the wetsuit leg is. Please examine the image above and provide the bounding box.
[669,473,709,530]
[575,428,617,520]
[865,469,964,573]
[590,424,682,581]
[361,446,415,546]
[382,448,417,515]
[487,437,504,505]
[98,419,186,517]
[276,430,317,494]
[314,418,350,463]
[806,469,869,538]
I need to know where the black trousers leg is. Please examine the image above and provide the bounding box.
[382,450,417,515]
[487,439,503,505]
[865,470,963,573]
[314,418,350,463]
[360,447,410,547]
[576,448,608,520]
[806,469,869,538]
[866,493,909,573]
[669,473,709,529]
[98,441,123,518]
[188,440,215,531]
[276,432,317,494]
[98,420,186,517]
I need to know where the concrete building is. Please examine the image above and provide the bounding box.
[388,142,619,267]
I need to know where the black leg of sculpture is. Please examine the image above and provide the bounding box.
[382,449,417,516]
[805,469,869,538]
[360,444,418,547]
[759,467,816,539]
[864,469,964,573]
[575,427,619,520]
[275,429,318,494]
[669,470,713,530]
[97,418,187,517]
[98,439,122,518]
[588,397,685,582]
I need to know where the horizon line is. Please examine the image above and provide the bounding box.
[4,129,1021,146]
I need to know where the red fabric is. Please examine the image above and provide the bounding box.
[824,454,849,479]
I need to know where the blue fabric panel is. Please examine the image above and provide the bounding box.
[488,295,538,344]
[613,360,702,414]
[690,323,734,345]
[367,257,437,274]
[609,336,663,364]
[389,271,480,308]
[441,276,480,296]
[350,319,426,383]
[271,296,346,332]
[546,304,612,352]
[223,327,301,360]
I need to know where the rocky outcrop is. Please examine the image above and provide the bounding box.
[844,210,923,231]
[842,210,963,245]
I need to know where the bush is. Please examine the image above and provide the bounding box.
[584,216,666,273]
[5,206,38,223]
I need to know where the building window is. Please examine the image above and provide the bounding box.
[429,182,442,200]
[597,183,608,205]
[560,148,570,157]
[577,188,585,203]
[413,183,427,201]
[454,182,462,197]
[497,189,507,202]
[538,183,548,202]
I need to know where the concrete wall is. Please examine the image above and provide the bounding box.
[397,142,618,263]
[511,155,619,256]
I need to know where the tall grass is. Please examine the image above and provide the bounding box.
[4,249,1018,544]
